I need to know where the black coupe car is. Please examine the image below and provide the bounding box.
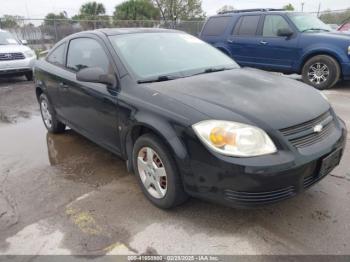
[34,28,347,209]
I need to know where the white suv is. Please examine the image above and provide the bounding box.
[0,29,36,80]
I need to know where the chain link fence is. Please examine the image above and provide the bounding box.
[0,18,205,54]
[1,9,348,54]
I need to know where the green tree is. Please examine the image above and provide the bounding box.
[79,1,106,19]
[283,3,295,11]
[44,12,68,26]
[319,8,350,24]
[217,5,234,14]
[0,15,24,29]
[75,2,109,29]
[114,0,160,20]
[152,0,205,24]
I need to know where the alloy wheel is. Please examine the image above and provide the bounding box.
[41,100,52,129]
[137,147,167,199]
[308,62,329,85]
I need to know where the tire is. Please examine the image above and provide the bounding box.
[302,55,340,90]
[39,93,66,133]
[25,72,33,81]
[132,134,188,209]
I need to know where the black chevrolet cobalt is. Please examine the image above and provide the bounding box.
[34,28,347,209]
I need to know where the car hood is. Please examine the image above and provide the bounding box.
[0,44,32,53]
[303,31,350,40]
[144,68,330,130]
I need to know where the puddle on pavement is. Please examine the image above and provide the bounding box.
[46,129,126,186]
[0,117,127,186]
[0,117,133,254]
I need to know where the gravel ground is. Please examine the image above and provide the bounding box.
[0,76,350,256]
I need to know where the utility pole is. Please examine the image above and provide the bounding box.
[301,2,305,12]
[317,3,321,17]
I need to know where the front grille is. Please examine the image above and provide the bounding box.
[224,186,296,204]
[280,111,336,148]
[303,172,328,189]
[0,52,25,61]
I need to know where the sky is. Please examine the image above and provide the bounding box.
[0,0,349,19]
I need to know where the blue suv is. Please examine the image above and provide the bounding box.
[199,9,350,89]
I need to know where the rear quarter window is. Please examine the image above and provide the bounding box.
[47,43,66,66]
[202,16,231,36]
[233,15,261,36]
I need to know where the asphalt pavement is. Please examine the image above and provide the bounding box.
[0,76,349,255]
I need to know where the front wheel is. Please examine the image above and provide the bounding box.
[132,134,188,209]
[302,55,340,90]
[39,93,66,133]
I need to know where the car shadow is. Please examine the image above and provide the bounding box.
[333,80,350,90]
[0,76,28,86]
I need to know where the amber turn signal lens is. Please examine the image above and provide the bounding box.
[209,127,236,148]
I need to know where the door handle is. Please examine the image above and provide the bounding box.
[227,39,233,43]
[59,82,68,88]
[260,41,268,45]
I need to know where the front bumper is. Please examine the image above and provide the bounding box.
[181,119,347,208]
[0,57,36,76]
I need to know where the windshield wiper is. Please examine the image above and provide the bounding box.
[137,67,235,83]
[137,75,181,84]
[302,28,330,32]
[191,67,234,77]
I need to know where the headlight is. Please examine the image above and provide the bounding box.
[24,50,35,58]
[192,120,277,157]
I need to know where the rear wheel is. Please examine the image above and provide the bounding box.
[302,55,340,90]
[39,93,66,133]
[132,134,188,209]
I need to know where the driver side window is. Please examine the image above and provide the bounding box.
[66,38,111,73]
[263,15,291,37]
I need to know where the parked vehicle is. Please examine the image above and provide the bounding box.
[199,9,350,90]
[34,28,347,209]
[0,29,36,80]
[338,20,350,34]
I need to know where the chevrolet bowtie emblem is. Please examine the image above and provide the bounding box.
[313,124,323,133]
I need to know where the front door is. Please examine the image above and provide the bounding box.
[255,14,300,72]
[59,37,120,153]
[227,15,262,67]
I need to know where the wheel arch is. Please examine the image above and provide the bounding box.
[216,46,231,56]
[212,42,232,57]
[299,51,342,75]
[123,118,188,173]
[35,86,44,102]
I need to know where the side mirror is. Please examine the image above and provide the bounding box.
[21,40,28,45]
[76,67,117,87]
[277,28,294,38]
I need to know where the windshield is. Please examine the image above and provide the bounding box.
[288,13,331,32]
[0,31,19,45]
[109,32,238,81]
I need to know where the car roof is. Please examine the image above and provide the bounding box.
[214,9,295,17]
[95,28,180,36]
[52,27,182,48]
